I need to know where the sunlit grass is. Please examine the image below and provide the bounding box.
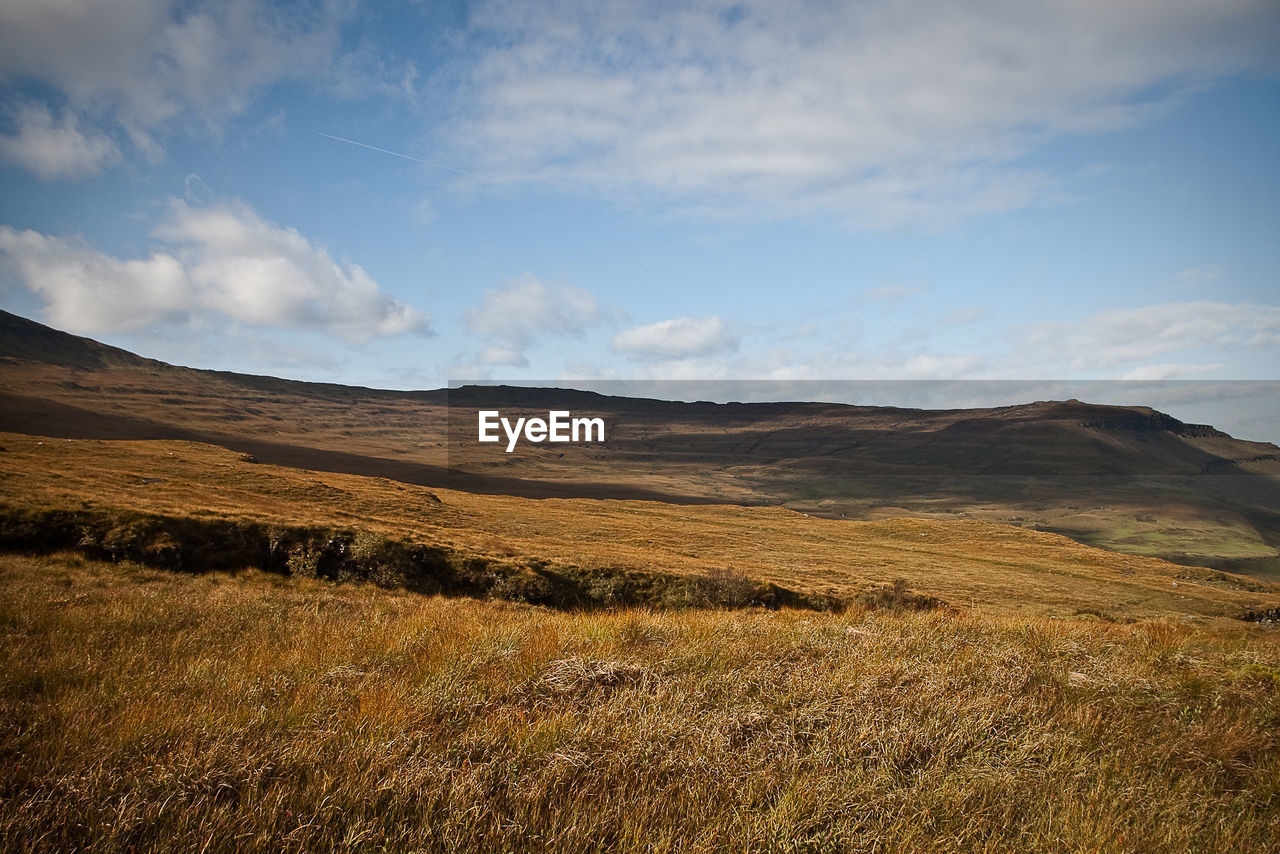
[3,553,1278,852]
[3,432,1276,621]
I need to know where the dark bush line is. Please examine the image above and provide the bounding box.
[0,504,846,612]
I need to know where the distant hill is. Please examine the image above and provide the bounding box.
[2,309,1278,576]
[0,309,164,370]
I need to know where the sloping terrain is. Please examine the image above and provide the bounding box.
[4,313,1280,852]
[1,431,1276,621]
[2,308,1279,575]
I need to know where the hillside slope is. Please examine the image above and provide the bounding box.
[1,431,1276,621]
[2,309,1278,574]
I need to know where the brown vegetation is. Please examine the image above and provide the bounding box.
[2,552,1279,852]
[2,431,1277,621]
[3,313,1280,849]
[4,309,1280,575]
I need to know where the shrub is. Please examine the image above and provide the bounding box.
[688,566,759,608]
[286,541,323,578]
[584,572,631,607]
[859,577,946,611]
[489,569,555,604]
[349,530,413,589]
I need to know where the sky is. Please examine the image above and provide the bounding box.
[0,0,1278,439]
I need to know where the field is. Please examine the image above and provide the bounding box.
[2,432,1276,622]
[2,429,1280,850]
[4,310,1280,577]
[3,552,1279,852]
[4,315,1280,850]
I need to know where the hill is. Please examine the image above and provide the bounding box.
[5,311,1280,854]
[2,309,1279,575]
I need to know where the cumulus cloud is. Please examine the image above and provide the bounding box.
[449,0,1280,224]
[465,274,603,365]
[0,102,120,179]
[154,199,427,339]
[611,316,738,359]
[0,198,429,340]
[0,227,187,332]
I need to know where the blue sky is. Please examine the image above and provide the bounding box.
[1,1,1278,437]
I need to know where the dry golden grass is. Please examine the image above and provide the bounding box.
[2,552,1279,852]
[2,432,1276,621]
[6,327,1280,850]
[6,353,1280,573]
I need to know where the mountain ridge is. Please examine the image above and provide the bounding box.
[0,309,1239,434]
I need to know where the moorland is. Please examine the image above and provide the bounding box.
[4,309,1280,576]
[2,308,1279,851]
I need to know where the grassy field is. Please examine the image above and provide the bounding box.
[5,321,1280,574]
[2,432,1277,620]
[3,427,1280,850]
[2,552,1279,852]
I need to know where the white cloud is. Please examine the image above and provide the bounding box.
[0,227,187,332]
[449,0,1280,225]
[611,316,738,359]
[0,0,398,174]
[476,346,528,368]
[465,274,603,364]
[154,199,428,340]
[0,198,429,340]
[596,298,1280,383]
[1022,301,1280,372]
[0,102,120,179]
[0,0,342,124]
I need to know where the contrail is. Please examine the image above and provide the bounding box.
[318,132,468,175]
